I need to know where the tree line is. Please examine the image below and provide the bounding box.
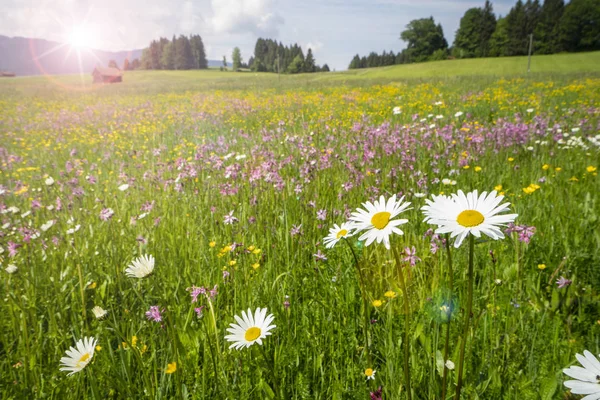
[349,0,599,69]
[138,35,208,70]
[249,38,329,73]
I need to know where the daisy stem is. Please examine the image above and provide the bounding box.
[392,246,412,400]
[455,235,475,399]
[206,297,227,386]
[343,238,371,364]
[76,262,87,325]
[259,345,283,399]
[441,234,454,400]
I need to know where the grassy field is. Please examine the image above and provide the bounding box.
[0,53,599,399]
[1,51,599,95]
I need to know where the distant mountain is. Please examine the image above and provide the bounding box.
[0,35,225,76]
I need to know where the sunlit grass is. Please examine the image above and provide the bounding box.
[0,63,599,399]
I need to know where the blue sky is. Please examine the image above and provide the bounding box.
[0,0,517,70]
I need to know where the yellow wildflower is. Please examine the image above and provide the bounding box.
[165,362,177,374]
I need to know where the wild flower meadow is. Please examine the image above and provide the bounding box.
[0,73,599,399]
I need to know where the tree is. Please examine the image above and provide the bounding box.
[174,35,194,70]
[454,8,484,58]
[190,35,208,69]
[525,0,542,37]
[222,55,227,70]
[489,17,510,56]
[479,1,497,57]
[247,56,255,69]
[108,60,119,69]
[321,64,330,72]
[534,0,565,54]
[160,40,175,70]
[349,54,361,69]
[231,47,242,71]
[454,2,497,58]
[147,40,161,69]
[131,58,141,70]
[123,58,130,70]
[304,48,316,72]
[560,0,600,52]
[400,17,448,62]
[505,0,529,55]
[287,54,304,73]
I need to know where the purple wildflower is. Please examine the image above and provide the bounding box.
[313,250,327,262]
[316,209,327,221]
[370,387,383,400]
[145,305,164,322]
[194,306,205,318]
[223,211,238,225]
[403,246,421,266]
[290,224,303,236]
[8,241,21,257]
[223,270,230,280]
[209,285,218,299]
[556,276,572,289]
[99,208,114,221]
[141,201,155,212]
[187,286,206,303]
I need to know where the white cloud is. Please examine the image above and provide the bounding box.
[209,0,284,36]
[305,40,323,52]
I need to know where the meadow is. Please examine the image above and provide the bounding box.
[0,53,599,399]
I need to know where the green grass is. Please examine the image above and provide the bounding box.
[0,56,599,400]
[1,51,599,96]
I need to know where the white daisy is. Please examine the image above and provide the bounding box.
[59,337,97,375]
[323,222,355,249]
[421,190,518,248]
[393,106,401,115]
[421,194,453,224]
[225,308,275,350]
[118,184,129,191]
[5,264,17,274]
[125,254,155,278]
[563,350,600,399]
[349,195,411,250]
[45,177,55,186]
[365,368,376,380]
[91,306,108,319]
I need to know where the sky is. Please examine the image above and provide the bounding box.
[0,0,517,70]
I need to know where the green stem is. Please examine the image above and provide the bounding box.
[259,345,283,399]
[392,246,412,400]
[76,263,87,325]
[343,238,371,364]
[441,234,454,400]
[455,235,475,399]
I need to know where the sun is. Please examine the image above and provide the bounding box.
[67,25,92,49]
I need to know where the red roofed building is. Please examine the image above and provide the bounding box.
[92,67,123,83]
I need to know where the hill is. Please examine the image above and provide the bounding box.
[1,51,599,95]
[0,35,226,76]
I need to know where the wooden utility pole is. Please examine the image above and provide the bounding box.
[277,52,280,82]
[527,34,533,73]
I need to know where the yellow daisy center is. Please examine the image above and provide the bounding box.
[336,229,348,239]
[456,210,484,227]
[371,211,391,230]
[245,327,261,341]
[365,368,374,377]
[77,352,90,366]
